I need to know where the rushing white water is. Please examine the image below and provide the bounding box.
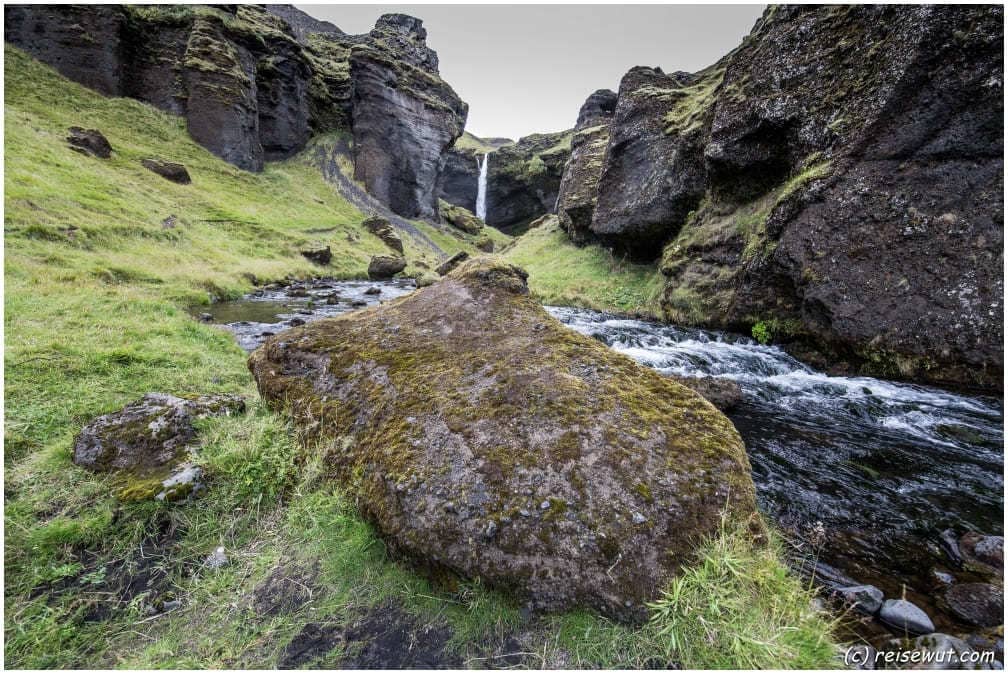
[475,153,488,221]
[546,304,1003,592]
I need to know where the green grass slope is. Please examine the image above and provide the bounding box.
[502,216,666,318]
[4,45,836,668]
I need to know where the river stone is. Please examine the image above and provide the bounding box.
[885,633,979,670]
[944,583,1004,628]
[248,257,757,621]
[367,255,407,279]
[879,599,936,635]
[836,584,885,615]
[73,393,245,472]
[672,375,743,412]
[960,532,1004,570]
[67,126,112,158]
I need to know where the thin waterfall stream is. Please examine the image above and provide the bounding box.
[475,153,488,221]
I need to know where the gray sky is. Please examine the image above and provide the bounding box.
[296,4,765,140]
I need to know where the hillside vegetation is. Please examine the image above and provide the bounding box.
[503,216,665,318]
[4,46,835,668]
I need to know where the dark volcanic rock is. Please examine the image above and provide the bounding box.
[256,39,312,161]
[590,67,708,260]
[248,257,756,621]
[5,5,127,96]
[73,393,245,472]
[67,127,113,159]
[301,246,332,265]
[557,89,617,244]
[7,4,466,209]
[362,216,405,255]
[435,251,469,276]
[182,15,264,171]
[557,5,1004,390]
[141,159,191,184]
[485,130,572,232]
[437,146,481,213]
[265,4,343,45]
[349,14,468,220]
[368,255,407,279]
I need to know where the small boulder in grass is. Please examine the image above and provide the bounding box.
[141,159,191,184]
[368,255,407,279]
[73,392,245,501]
[67,127,112,158]
[301,246,332,266]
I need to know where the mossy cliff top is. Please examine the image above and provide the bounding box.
[249,256,756,621]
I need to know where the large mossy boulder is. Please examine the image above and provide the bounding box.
[248,257,756,620]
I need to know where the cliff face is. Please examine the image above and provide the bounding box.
[437,130,571,233]
[5,5,467,218]
[438,132,513,216]
[349,14,468,221]
[556,5,1004,390]
[484,130,572,232]
[556,89,617,244]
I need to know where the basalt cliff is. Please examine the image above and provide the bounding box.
[5,4,467,221]
[555,5,1004,390]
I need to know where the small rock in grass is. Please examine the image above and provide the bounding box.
[67,126,111,158]
[205,546,228,569]
[141,158,191,184]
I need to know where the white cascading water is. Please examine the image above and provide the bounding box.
[475,153,488,221]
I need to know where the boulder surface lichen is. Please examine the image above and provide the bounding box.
[248,257,756,620]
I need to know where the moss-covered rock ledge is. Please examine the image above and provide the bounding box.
[249,257,756,621]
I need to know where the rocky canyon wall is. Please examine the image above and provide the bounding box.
[5,5,467,220]
[555,5,1004,390]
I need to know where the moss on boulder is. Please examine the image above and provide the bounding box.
[248,256,756,621]
[438,199,483,235]
[72,392,246,501]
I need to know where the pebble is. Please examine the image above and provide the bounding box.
[204,546,228,569]
[540,500,550,510]
[632,512,647,524]
[931,569,955,585]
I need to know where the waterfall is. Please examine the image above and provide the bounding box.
[475,153,488,221]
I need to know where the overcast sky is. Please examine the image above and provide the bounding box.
[296,4,765,140]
